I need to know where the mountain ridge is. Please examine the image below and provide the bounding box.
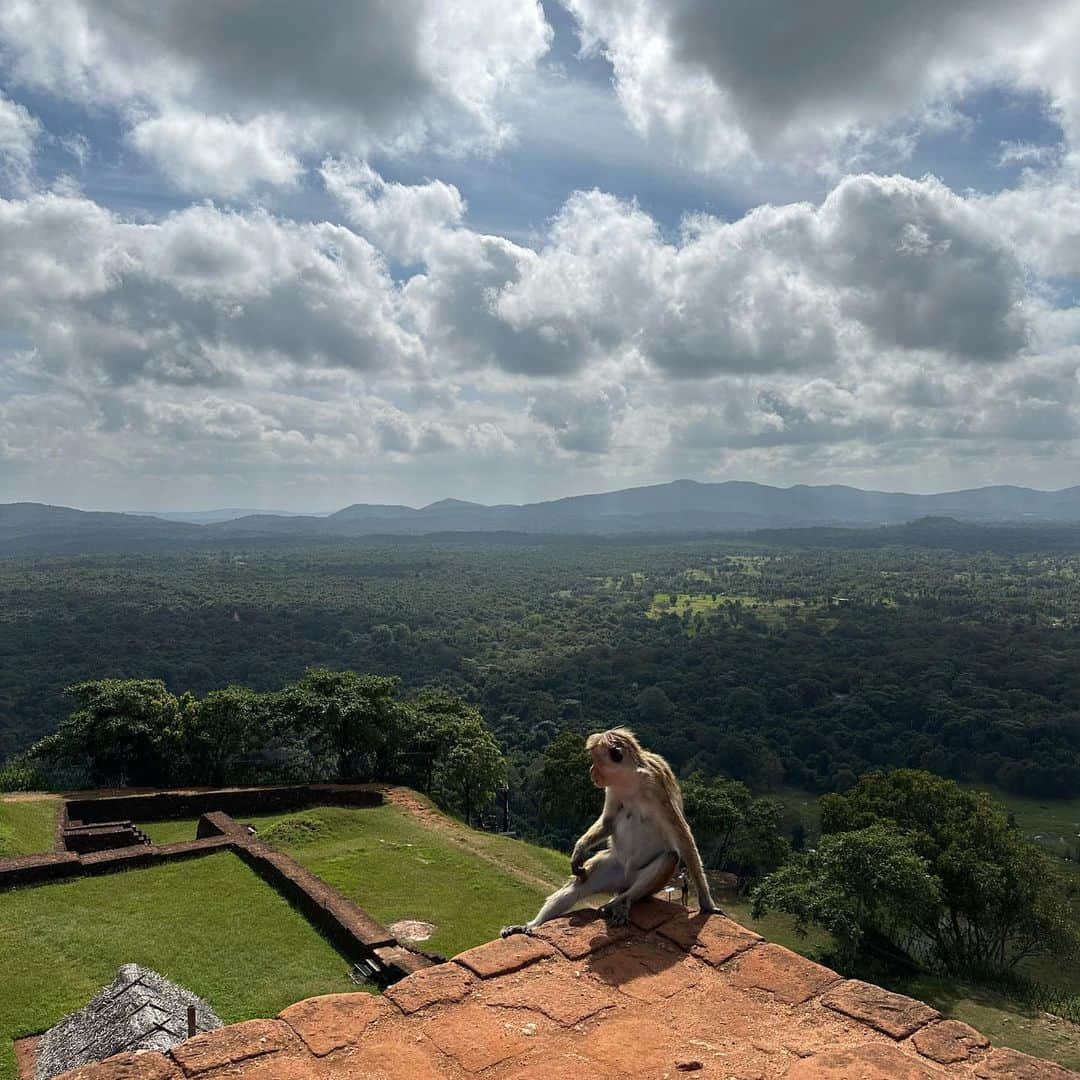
[4,479,1080,553]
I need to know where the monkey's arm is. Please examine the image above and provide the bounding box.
[671,809,721,913]
[570,811,615,877]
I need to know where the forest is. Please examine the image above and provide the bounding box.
[2,531,1079,803]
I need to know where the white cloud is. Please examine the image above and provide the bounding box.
[974,158,1080,278]
[561,0,1077,173]
[0,0,552,195]
[0,158,1074,506]
[128,112,303,197]
[0,91,39,190]
[0,192,422,385]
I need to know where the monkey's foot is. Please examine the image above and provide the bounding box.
[700,904,727,917]
[500,924,532,938]
[599,897,630,927]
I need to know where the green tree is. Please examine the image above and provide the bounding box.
[682,774,788,890]
[434,721,505,827]
[752,824,940,971]
[35,679,182,786]
[536,731,600,840]
[279,670,402,782]
[785,769,1080,975]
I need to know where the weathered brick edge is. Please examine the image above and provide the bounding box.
[0,836,234,889]
[64,783,384,831]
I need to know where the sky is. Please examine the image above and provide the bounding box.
[0,1,1078,512]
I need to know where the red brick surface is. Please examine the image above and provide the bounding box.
[384,963,476,1014]
[974,1046,1078,1079]
[453,934,556,978]
[54,1052,181,1080]
[822,979,940,1039]
[532,908,630,959]
[51,908,1077,1080]
[169,1019,294,1076]
[783,1041,943,1079]
[657,909,762,966]
[278,993,391,1057]
[912,1018,990,1064]
[727,942,842,1004]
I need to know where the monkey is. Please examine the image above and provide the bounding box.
[502,727,722,936]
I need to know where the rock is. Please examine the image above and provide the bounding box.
[911,1018,989,1064]
[453,935,557,979]
[728,943,841,1005]
[821,980,939,1039]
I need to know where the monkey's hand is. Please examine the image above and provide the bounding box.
[570,847,588,879]
[500,924,532,938]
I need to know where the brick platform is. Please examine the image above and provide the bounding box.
[54,902,1078,1080]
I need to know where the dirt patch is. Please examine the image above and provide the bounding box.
[0,792,57,803]
[390,919,437,942]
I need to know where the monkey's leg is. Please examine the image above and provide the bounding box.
[501,852,625,937]
[600,850,678,927]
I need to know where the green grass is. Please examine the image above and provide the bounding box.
[0,798,58,857]
[244,804,559,959]
[139,819,202,845]
[715,892,833,961]
[960,784,1080,862]
[0,851,357,1080]
[898,975,1080,1072]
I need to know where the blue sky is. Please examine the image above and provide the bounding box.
[0,0,1078,511]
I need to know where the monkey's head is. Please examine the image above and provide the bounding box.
[585,727,641,788]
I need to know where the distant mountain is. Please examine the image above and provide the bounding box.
[131,508,322,524]
[218,478,1080,535]
[4,480,1080,553]
[0,503,203,553]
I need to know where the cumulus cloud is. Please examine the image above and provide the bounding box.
[530,384,629,452]
[0,0,552,194]
[0,192,422,385]
[0,91,39,190]
[0,157,1073,506]
[128,112,303,197]
[562,0,1077,173]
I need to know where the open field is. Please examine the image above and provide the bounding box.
[0,852,356,1080]
[0,796,58,857]
[242,803,562,959]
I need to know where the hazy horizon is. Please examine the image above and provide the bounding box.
[1,474,1076,519]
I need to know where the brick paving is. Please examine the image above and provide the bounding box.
[51,901,1078,1080]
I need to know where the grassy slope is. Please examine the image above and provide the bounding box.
[0,852,356,1080]
[243,804,561,959]
[0,797,58,857]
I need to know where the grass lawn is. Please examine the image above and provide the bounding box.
[0,851,357,1080]
[715,893,833,961]
[897,974,1080,1072]
[0,797,59,857]
[243,804,561,959]
[960,784,1080,862]
[139,818,203,845]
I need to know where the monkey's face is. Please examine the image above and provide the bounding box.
[588,743,629,788]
